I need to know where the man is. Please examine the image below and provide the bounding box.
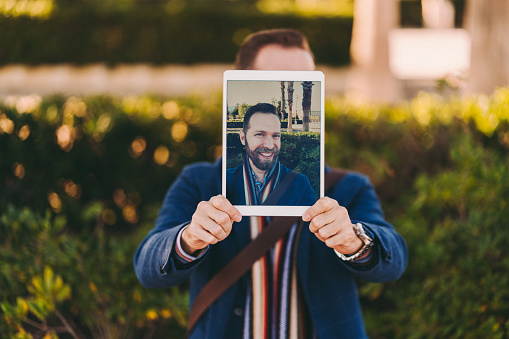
[226,102,316,206]
[134,29,407,339]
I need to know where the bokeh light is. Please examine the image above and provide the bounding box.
[0,114,14,134]
[18,124,30,141]
[122,204,139,224]
[130,137,147,158]
[12,162,25,179]
[0,0,54,18]
[96,114,111,133]
[56,125,75,151]
[153,146,170,165]
[171,121,188,142]
[63,97,87,123]
[160,309,172,319]
[162,100,179,120]
[47,192,62,213]
[145,310,158,321]
[46,104,59,122]
[63,179,81,199]
[8,95,42,114]
[113,188,127,208]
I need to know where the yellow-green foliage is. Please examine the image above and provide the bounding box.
[1,89,508,338]
[327,88,509,135]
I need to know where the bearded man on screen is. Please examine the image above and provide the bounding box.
[226,102,316,207]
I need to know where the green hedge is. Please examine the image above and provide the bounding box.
[0,93,223,233]
[324,91,509,338]
[0,7,353,66]
[0,1,471,66]
[376,135,509,338]
[0,206,188,338]
[1,89,508,338]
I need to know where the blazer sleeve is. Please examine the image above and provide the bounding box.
[133,163,217,288]
[329,172,408,283]
[301,174,318,205]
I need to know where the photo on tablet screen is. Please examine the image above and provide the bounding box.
[222,70,324,216]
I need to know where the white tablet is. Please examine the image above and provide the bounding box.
[222,70,325,216]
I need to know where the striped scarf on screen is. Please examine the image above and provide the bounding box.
[241,157,313,339]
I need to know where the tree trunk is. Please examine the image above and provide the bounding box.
[465,0,509,94]
[301,81,313,132]
[348,0,403,102]
[422,0,455,29]
[280,81,286,121]
[287,81,294,133]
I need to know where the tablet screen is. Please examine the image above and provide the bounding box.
[222,70,324,216]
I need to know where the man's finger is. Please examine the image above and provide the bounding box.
[207,209,234,235]
[195,200,235,235]
[324,233,344,249]
[316,223,339,239]
[183,224,218,249]
[201,216,229,241]
[308,210,336,233]
[190,226,219,245]
[302,197,336,222]
[210,195,242,222]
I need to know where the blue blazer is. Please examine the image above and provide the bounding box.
[134,158,408,339]
[226,162,317,206]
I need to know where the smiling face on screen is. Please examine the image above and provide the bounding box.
[240,112,281,174]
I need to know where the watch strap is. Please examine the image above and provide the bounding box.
[336,223,374,262]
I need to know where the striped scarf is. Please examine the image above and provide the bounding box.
[242,157,313,339]
[242,155,280,206]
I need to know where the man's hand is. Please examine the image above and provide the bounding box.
[181,195,242,256]
[303,197,364,256]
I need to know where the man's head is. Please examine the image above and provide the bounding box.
[235,29,315,71]
[240,103,281,172]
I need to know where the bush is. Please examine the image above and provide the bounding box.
[0,1,471,66]
[324,91,509,215]
[0,206,188,339]
[1,88,509,338]
[0,93,222,233]
[0,7,353,66]
[361,135,509,338]
[323,91,509,338]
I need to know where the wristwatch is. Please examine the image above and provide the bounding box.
[337,223,374,262]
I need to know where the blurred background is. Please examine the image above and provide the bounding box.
[1,0,508,338]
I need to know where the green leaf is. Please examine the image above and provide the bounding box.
[27,300,49,320]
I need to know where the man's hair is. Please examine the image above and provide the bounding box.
[235,29,314,70]
[243,103,279,134]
